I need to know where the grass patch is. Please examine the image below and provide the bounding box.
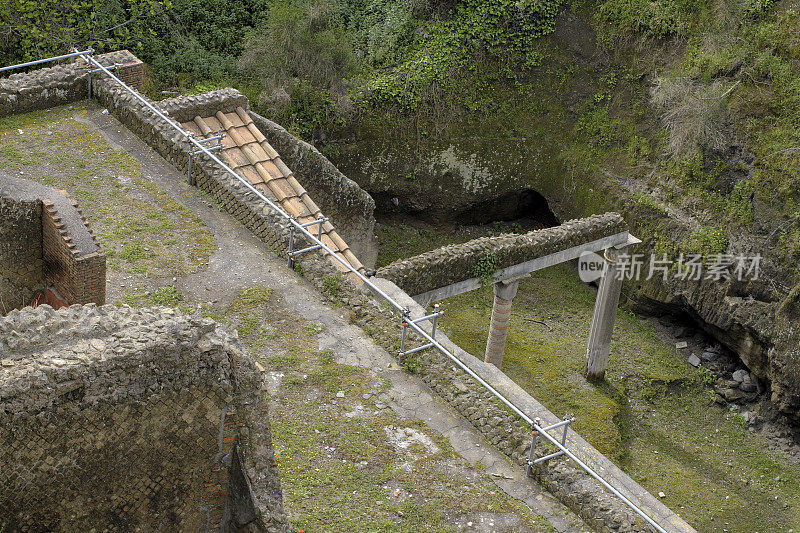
[0,104,216,280]
[215,286,555,531]
[117,285,190,311]
[438,263,800,531]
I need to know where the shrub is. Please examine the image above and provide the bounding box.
[651,76,735,156]
[684,227,728,256]
[596,0,708,43]
[473,251,499,285]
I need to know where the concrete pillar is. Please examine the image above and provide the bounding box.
[484,280,519,369]
[585,248,623,381]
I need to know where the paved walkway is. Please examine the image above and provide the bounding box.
[81,101,588,532]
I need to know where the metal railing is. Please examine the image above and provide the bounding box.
[1,49,668,533]
[0,50,92,73]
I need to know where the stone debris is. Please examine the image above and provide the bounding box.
[384,425,441,458]
[701,350,717,362]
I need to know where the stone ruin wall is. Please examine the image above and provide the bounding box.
[0,193,42,313]
[0,49,376,271]
[0,50,143,117]
[86,58,669,532]
[377,212,629,297]
[152,88,377,265]
[0,52,681,532]
[0,304,289,532]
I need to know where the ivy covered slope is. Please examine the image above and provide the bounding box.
[290,0,800,422]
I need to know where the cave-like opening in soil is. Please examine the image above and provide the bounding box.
[453,188,561,227]
[372,187,560,230]
[374,188,561,268]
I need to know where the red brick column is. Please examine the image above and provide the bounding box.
[484,280,520,369]
[41,194,105,306]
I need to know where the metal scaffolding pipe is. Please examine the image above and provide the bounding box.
[534,421,668,533]
[0,50,93,73]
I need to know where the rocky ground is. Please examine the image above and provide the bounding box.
[652,313,800,463]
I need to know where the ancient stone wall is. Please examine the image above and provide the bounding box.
[133,87,379,267]
[249,112,378,267]
[157,88,250,123]
[378,213,628,297]
[0,62,87,117]
[87,68,675,531]
[0,50,142,117]
[0,304,289,533]
[0,54,683,531]
[0,193,42,312]
[93,77,298,269]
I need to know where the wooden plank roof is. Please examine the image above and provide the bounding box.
[182,107,365,279]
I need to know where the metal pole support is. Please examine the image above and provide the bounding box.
[287,215,297,268]
[526,417,541,478]
[86,51,95,98]
[288,215,326,268]
[398,305,444,361]
[187,133,195,185]
[431,303,440,339]
[528,415,576,475]
[398,308,410,363]
[188,136,225,186]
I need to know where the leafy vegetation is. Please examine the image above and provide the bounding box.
[0,0,170,63]
[472,251,499,285]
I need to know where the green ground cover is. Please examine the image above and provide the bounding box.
[0,105,216,280]
[206,286,556,532]
[436,263,800,532]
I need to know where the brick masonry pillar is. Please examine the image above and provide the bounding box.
[115,52,144,91]
[484,280,520,369]
[585,248,623,381]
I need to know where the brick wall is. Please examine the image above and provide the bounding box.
[0,195,43,313]
[108,50,144,90]
[41,194,105,306]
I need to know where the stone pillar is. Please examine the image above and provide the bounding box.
[484,280,520,369]
[585,248,623,381]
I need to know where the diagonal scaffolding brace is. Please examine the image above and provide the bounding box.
[187,131,225,185]
[287,215,328,268]
[526,415,575,477]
